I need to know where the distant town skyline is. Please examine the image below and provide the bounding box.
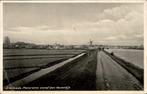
[3,3,144,46]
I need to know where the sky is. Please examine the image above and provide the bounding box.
[3,3,144,46]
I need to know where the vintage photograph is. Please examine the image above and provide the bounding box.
[3,2,144,90]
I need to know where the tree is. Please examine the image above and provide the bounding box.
[4,36,10,45]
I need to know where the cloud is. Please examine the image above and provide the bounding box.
[97,4,143,21]
[75,4,143,45]
[4,4,143,46]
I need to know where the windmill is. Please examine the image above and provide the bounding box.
[89,39,93,46]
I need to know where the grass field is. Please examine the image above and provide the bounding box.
[3,49,85,83]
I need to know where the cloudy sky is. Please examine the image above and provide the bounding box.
[3,3,144,46]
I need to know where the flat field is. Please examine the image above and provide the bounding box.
[3,49,85,82]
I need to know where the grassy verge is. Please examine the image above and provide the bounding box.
[22,50,98,90]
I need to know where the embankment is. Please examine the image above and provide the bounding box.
[5,49,98,90]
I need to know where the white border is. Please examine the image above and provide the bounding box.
[0,0,146,94]
[144,0,147,92]
[1,0,146,3]
[0,0,3,93]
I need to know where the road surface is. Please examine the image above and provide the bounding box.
[96,51,143,90]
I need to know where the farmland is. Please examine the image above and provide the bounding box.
[3,49,85,85]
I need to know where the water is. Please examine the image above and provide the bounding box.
[106,49,144,69]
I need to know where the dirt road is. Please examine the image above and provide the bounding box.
[96,51,143,90]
